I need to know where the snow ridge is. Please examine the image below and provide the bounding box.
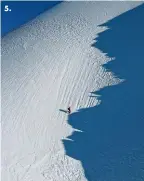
[2,2,142,181]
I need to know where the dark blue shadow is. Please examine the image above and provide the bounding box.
[63,4,144,181]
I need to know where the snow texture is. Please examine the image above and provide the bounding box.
[1,2,143,181]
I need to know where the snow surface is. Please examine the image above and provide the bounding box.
[1,2,143,181]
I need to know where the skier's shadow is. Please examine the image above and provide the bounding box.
[59,109,68,114]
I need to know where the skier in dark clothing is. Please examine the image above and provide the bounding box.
[68,107,71,114]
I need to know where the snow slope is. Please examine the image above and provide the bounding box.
[2,2,143,181]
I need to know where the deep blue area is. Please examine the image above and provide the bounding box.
[1,1,61,37]
[63,4,144,181]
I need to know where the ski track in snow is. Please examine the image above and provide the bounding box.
[2,2,143,181]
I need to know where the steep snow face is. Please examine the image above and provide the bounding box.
[2,2,142,181]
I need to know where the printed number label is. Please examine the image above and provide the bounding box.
[4,5,11,12]
[4,5,9,11]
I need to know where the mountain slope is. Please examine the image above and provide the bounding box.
[2,2,142,181]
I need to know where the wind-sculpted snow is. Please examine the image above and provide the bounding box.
[2,2,143,181]
[64,4,144,181]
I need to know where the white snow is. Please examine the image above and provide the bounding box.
[1,2,143,181]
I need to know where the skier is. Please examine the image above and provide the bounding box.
[68,107,71,114]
